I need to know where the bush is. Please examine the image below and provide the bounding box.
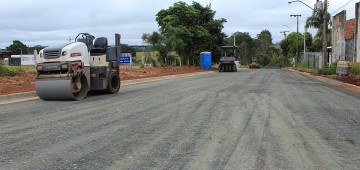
[318,62,337,75]
[318,68,333,75]
[349,63,360,75]
[0,64,25,77]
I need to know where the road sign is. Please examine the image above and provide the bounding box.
[120,56,132,64]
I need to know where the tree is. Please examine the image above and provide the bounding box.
[254,30,273,66]
[6,40,28,55]
[28,45,46,54]
[256,30,273,55]
[305,10,332,51]
[155,1,226,65]
[304,32,313,51]
[285,32,304,58]
[280,39,289,57]
[225,32,255,64]
[142,32,172,66]
[121,44,137,57]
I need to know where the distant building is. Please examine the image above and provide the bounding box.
[0,49,11,60]
[11,55,36,65]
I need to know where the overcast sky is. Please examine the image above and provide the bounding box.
[0,0,357,49]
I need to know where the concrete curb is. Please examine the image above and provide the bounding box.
[0,92,39,105]
[285,68,360,94]
[0,71,214,105]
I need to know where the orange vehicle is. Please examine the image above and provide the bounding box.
[249,57,260,69]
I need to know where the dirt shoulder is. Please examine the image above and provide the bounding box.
[0,66,216,95]
[289,67,360,87]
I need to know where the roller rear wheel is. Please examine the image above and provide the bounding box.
[107,72,120,94]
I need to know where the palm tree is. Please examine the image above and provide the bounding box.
[305,10,332,51]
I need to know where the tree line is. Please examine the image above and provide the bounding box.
[142,1,332,67]
[3,1,331,67]
[142,1,284,67]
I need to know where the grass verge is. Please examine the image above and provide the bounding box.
[0,62,27,77]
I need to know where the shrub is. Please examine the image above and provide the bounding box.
[318,68,333,75]
[0,65,25,77]
[318,62,337,75]
[349,63,360,75]
[329,62,337,73]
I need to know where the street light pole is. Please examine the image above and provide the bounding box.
[288,0,315,10]
[282,25,295,32]
[290,14,301,64]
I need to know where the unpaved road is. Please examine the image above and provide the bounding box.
[0,69,359,170]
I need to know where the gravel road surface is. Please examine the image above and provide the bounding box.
[0,69,359,170]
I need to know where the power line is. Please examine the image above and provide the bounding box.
[331,0,355,15]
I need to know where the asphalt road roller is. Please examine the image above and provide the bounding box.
[35,33,121,100]
[218,46,238,72]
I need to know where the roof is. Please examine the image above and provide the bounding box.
[0,49,12,53]
[345,18,355,40]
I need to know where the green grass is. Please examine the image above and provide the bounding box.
[294,67,318,74]
[295,60,309,69]
[0,65,25,77]
[293,60,318,74]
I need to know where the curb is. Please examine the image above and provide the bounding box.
[0,92,39,105]
[0,71,214,105]
[285,68,360,94]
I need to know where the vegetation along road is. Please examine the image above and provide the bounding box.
[0,68,359,169]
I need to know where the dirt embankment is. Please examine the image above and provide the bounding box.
[0,67,216,95]
[290,68,360,87]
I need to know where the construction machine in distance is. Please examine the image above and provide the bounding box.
[218,46,239,72]
[248,56,260,69]
[35,33,121,100]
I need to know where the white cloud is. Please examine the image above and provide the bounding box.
[0,0,358,49]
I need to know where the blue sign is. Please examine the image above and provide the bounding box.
[120,56,132,64]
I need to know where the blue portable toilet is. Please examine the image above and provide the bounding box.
[200,52,211,68]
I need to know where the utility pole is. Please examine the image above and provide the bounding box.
[280,31,289,39]
[290,14,301,65]
[321,0,328,69]
[281,31,290,66]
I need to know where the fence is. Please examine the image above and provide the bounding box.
[300,52,321,68]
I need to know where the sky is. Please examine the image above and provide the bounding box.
[0,0,358,49]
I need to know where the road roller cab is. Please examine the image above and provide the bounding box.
[35,33,121,100]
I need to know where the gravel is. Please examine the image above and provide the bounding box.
[0,68,359,170]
